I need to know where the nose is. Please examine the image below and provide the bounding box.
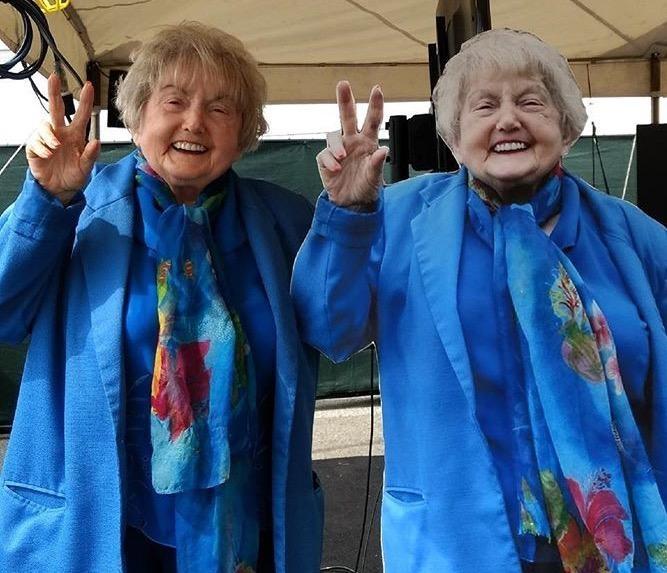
[495,102,520,132]
[183,105,205,133]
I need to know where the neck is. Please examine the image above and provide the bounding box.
[171,186,202,205]
[494,182,540,205]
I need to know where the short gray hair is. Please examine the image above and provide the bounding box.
[115,22,268,152]
[432,28,587,149]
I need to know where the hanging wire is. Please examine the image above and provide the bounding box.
[320,345,379,573]
[591,122,611,195]
[353,346,376,572]
[0,0,83,86]
[621,134,637,201]
[0,141,26,179]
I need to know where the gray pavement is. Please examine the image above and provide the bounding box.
[313,397,384,573]
[0,396,384,572]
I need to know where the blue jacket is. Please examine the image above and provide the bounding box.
[292,169,667,573]
[0,153,323,573]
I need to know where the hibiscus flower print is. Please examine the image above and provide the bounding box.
[589,304,613,350]
[151,340,212,441]
[567,470,632,565]
[549,265,604,383]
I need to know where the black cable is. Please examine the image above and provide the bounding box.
[1,0,83,86]
[591,122,611,195]
[1,0,83,123]
[591,123,596,187]
[353,346,375,571]
[320,345,378,573]
[359,487,382,572]
[0,0,47,80]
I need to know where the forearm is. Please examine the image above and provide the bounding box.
[0,172,83,342]
[291,192,383,363]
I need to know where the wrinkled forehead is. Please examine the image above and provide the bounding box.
[155,58,240,103]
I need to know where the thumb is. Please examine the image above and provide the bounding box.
[80,139,101,174]
[368,146,389,176]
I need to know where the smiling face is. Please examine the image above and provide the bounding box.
[451,71,570,203]
[133,68,242,203]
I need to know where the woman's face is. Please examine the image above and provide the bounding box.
[451,71,569,201]
[133,69,242,203]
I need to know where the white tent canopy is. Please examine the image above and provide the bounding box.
[1,0,666,106]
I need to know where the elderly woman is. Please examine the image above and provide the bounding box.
[292,29,667,573]
[0,22,322,573]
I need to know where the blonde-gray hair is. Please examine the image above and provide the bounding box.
[432,28,587,149]
[115,22,267,152]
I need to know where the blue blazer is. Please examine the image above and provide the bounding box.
[0,153,323,573]
[292,169,667,573]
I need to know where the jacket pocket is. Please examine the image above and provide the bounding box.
[381,487,427,572]
[0,480,66,571]
[3,480,66,511]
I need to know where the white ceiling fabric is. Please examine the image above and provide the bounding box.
[1,0,665,105]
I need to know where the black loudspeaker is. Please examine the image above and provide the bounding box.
[386,115,409,183]
[636,124,667,226]
[107,69,128,128]
[408,114,437,171]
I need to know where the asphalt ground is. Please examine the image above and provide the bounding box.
[0,396,385,573]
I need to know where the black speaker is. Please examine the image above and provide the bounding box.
[107,69,128,128]
[408,114,437,171]
[386,115,409,183]
[636,124,667,226]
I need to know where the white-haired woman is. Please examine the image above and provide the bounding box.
[0,22,322,573]
[293,29,667,573]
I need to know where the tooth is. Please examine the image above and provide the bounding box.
[174,141,206,152]
[494,142,526,152]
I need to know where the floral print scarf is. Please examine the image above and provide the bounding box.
[471,168,667,572]
[135,153,259,572]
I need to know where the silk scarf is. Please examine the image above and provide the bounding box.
[471,169,667,572]
[135,154,259,571]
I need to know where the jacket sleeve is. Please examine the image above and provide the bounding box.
[622,204,667,326]
[291,191,384,363]
[0,172,84,343]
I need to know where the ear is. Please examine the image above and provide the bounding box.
[131,130,141,148]
[448,138,463,163]
[560,136,572,158]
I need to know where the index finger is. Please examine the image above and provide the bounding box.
[47,73,66,130]
[336,81,358,136]
[360,85,384,141]
[71,81,95,133]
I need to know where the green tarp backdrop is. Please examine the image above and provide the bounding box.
[0,136,638,425]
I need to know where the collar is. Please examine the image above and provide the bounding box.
[549,171,580,250]
[133,151,246,254]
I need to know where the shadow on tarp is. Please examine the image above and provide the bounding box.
[314,455,384,573]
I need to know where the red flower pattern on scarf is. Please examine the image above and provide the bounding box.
[151,340,212,441]
[567,475,632,564]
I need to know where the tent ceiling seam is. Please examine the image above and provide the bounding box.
[74,0,153,12]
[62,6,95,60]
[566,0,641,50]
[339,0,427,47]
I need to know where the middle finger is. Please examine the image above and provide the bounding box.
[361,85,384,141]
[47,73,66,131]
[336,81,359,136]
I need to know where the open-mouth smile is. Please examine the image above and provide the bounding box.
[492,141,528,153]
[172,141,208,154]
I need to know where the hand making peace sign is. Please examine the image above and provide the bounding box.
[316,81,388,207]
[25,73,101,205]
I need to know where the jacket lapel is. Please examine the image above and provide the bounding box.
[76,155,136,431]
[411,171,477,410]
[235,177,299,559]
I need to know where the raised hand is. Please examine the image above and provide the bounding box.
[316,81,388,207]
[26,73,101,205]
